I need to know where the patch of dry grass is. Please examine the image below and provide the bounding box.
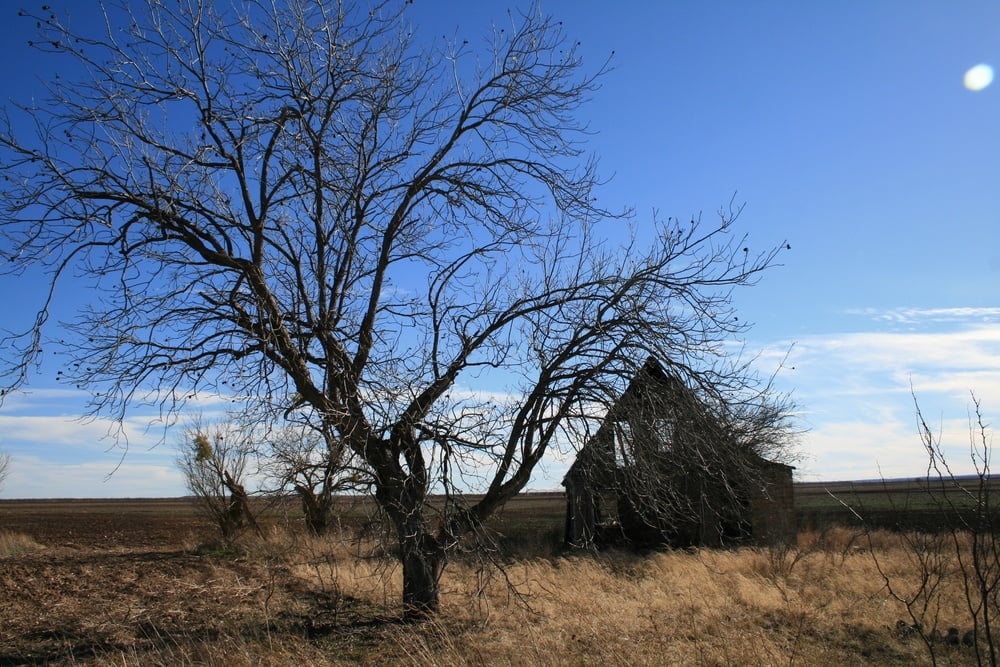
[1,525,988,665]
[0,530,43,556]
[270,527,979,666]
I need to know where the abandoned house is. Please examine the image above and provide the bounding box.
[563,357,794,549]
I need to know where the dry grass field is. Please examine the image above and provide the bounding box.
[0,495,990,666]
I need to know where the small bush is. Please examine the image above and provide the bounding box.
[0,530,43,556]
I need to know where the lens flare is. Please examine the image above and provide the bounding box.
[964,64,994,91]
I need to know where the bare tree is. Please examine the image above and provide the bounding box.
[177,419,258,541]
[0,450,10,492]
[0,1,789,616]
[262,423,367,535]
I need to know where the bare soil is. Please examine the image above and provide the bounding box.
[0,499,404,666]
[0,498,204,549]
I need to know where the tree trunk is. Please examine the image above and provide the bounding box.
[378,458,447,618]
[305,512,328,536]
[398,519,445,619]
[401,536,444,620]
[296,485,330,536]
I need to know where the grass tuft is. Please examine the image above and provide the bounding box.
[0,530,43,556]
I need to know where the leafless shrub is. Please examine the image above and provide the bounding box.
[177,419,260,542]
[261,424,369,536]
[860,394,998,666]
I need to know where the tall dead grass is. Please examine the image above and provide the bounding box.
[19,526,983,665]
[0,530,43,556]
[277,526,979,665]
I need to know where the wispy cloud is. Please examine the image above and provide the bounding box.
[778,326,1000,402]
[756,316,1000,481]
[848,306,1000,325]
[0,413,177,452]
[6,453,186,498]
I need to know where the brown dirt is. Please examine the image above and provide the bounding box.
[0,499,400,666]
[0,498,205,550]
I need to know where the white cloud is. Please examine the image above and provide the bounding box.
[756,319,1000,482]
[847,306,1000,325]
[0,389,202,497]
[2,451,184,498]
[0,412,176,453]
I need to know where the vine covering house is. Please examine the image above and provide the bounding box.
[563,357,794,549]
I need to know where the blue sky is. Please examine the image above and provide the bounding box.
[1,1,998,497]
